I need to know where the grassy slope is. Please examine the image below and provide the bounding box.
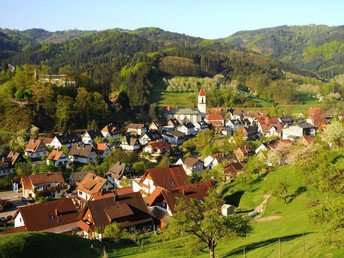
[150,76,322,114]
[2,166,341,258]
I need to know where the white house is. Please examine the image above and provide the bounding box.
[101,123,122,140]
[120,136,140,151]
[282,123,316,141]
[76,172,115,201]
[193,121,209,132]
[81,130,103,145]
[226,119,244,131]
[49,133,81,149]
[162,131,186,145]
[132,165,188,197]
[125,124,147,136]
[175,156,204,175]
[177,123,196,135]
[69,144,97,164]
[139,132,162,145]
[21,172,67,199]
[46,150,70,166]
[24,139,47,159]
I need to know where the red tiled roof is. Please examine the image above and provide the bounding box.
[47,150,64,161]
[149,140,171,150]
[6,151,20,166]
[24,139,44,153]
[140,165,188,189]
[146,181,214,214]
[14,198,78,231]
[92,187,134,200]
[37,137,54,145]
[80,192,152,229]
[21,172,65,190]
[76,172,109,196]
[206,113,224,121]
[225,162,243,178]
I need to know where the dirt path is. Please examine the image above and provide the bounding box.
[249,194,282,222]
[249,194,271,217]
[255,216,281,222]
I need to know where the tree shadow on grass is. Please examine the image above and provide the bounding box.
[223,232,314,257]
[223,190,245,207]
[287,186,307,204]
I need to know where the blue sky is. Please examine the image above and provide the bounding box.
[1,0,343,38]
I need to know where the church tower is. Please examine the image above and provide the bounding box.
[198,87,206,117]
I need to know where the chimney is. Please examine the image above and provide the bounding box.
[114,191,118,202]
[54,208,59,217]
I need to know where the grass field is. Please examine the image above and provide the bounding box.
[150,78,195,108]
[1,166,342,258]
[149,78,323,114]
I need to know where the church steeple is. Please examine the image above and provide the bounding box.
[198,87,206,117]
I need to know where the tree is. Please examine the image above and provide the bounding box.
[309,198,344,247]
[293,147,343,202]
[55,95,74,130]
[321,121,344,148]
[201,164,225,186]
[103,222,122,242]
[273,182,290,204]
[169,190,252,258]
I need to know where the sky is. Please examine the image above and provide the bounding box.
[1,0,343,39]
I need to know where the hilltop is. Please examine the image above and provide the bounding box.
[225,25,344,77]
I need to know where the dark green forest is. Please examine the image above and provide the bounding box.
[0,25,343,133]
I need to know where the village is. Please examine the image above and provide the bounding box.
[0,85,340,243]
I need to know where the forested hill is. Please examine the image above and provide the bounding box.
[225,25,344,78]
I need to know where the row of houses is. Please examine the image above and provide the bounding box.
[6,165,215,239]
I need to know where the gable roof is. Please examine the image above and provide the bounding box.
[166,131,185,138]
[121,136,139,146]
[21,172,65,190]
[101,123,121,134]
[37,136,54,145]
[56,133,81,144]
[206,113,224,121]
[180,156,203,168]
[140,165,188,189]
[167,108,201,116]
[76,172,110,196]
[81,191,152,228]
[69,144,93,158]
[24,139,45,153]
[47,150,65,161]
[70,171,90,183]
[141,131,162,141]
[225,162,243,178]
[92,187,134,200]
[6,151,20,166]
[148,140,171,150]
[146,181,214,214]
[15,198,78,231]
[126,123,145,130]
[107,161,128,179]
[83,129,103,140]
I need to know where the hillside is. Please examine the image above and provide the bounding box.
[225,25,344,77]
[0,166,341,257]
[0,28,97,60]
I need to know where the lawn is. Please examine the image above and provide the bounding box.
[1,166,341,258]
[150,78,195,108]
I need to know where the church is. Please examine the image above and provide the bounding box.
[165,87,207,124]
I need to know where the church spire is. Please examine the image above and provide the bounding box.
[198,87,206,117]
